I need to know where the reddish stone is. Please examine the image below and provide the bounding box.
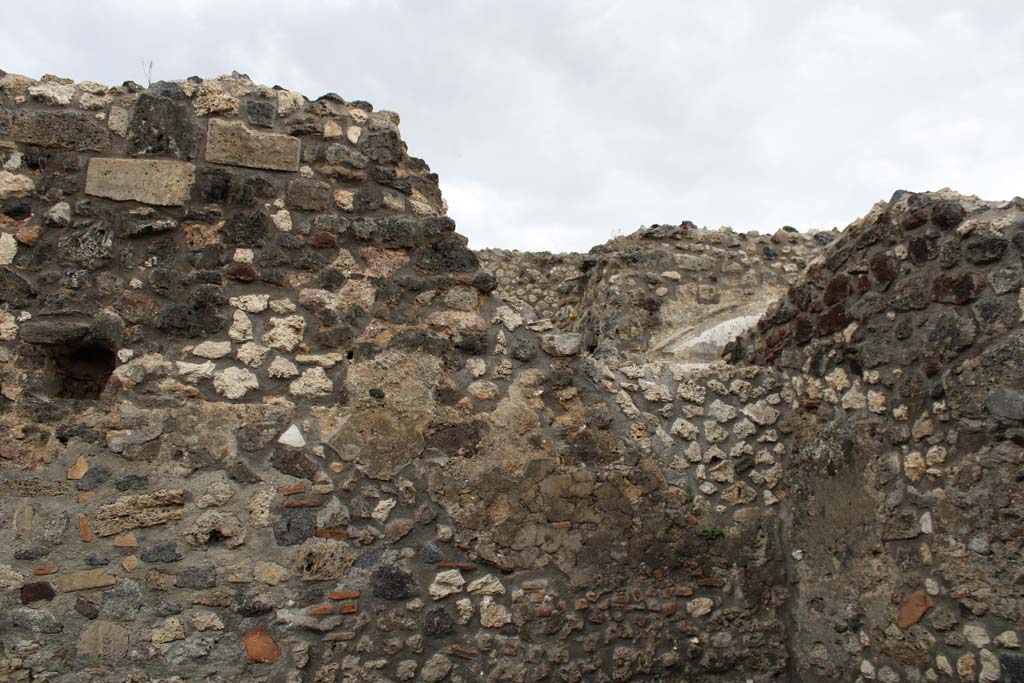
[675,587,694,597]
[822,275,850,306]
[33,564,58,575]
[574,598,589,610]
[794,315,814,344]
[79,514,93,542]
[20,581,55,604]
[329,590,361,601]
[306,604,334,616]
[307,231,337,248]
[697,578,725,588]
[242,627,281,663]
[535,605,553,617]
[15,226,44,245]
[933,271,986,304]
[869,253,898,290]
[282,498,321,508]
[338,601,357,614]
[225,263,258,281]
[815,304,848,335]
[896,591,934,629]
[315,528,348,540]
[277,483,306,495]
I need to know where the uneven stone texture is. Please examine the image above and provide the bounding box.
[205,119,300,171]
[0,72,1018,683]
[85,158,195,206]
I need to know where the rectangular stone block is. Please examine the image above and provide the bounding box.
[85,158,195,206]
[205,119,300,171]
[57,568,116,593]
[10,110,110,151]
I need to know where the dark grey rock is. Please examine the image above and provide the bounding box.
[140,543,183,564]
[11,606,63,633]
[370,565,418,600]
[127,94,194,159]
[273,508,316,546]
[245,100,276,128]
[101,579,143,620]
[175,564,217,589]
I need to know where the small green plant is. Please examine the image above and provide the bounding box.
[697,527,724,541]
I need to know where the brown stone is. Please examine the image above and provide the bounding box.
[206,120,300,172]
[286,179,332,211]
[58,568,116,592]
[33,564,58,576]
[896,590,934,629]
[85,158,195,206]
[14,226,43,245]
[20,581,55,604]
[67,455,89,480]
[242,627,281,663]
[79,514,93,542]
[10,110,110,150]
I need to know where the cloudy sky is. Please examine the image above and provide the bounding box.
[5,1,1023,251]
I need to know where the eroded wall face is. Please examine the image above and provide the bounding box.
[0,71,1021,683]
[0,73,796,683]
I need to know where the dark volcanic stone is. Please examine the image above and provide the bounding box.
[75,596,100,619]
[156,303,226,338]
[127,94,194,159]
[964,237,1008,264]
[20,581,56,604]
[114,474,149,491]
[932,272,986,304]
[175,564,217,589]
[223,209,270,247]
[369,565,418,600]
[930,200,966,229]
[273,508,316,546]
[84,553,110,566]
[0,267,38,307]
[415,234,479,273]
[245,100,276,128]
[1001,654,1024,683]
[270,448,319,480]
[423,606,455,636]
[14,546,49,560]
[76,466,111,491]
[141,543,184,564]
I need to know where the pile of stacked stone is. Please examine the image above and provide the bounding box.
[0,70,1020,683]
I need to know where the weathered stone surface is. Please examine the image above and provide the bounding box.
[205,119,300,171]
[85,158,195,206]
[92,490,186,537]
[10,109,110,150]
[77,620,130,659]
[57,568,117,593]
[0,170,34,199]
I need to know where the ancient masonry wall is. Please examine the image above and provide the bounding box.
[0,70,1020,683]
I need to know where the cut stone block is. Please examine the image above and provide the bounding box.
[205,119,300,171]
[85,158,195,206]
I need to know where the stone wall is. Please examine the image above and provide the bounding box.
[481,223,830,364]
[0,70,1020,683]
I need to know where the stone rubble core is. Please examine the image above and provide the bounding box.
[0,68,1021,683]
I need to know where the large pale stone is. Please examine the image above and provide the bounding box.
[77,620,129,659]
[58,568,117,592]
[0,171,34,200]
[205,119,300,171]
[92,489,186,537]
[85,158,194,206]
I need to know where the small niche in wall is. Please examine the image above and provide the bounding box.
[51,343,116,400]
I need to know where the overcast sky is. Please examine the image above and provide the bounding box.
[5,1,1023,251]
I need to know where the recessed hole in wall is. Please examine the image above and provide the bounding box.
[53,344,116,399]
